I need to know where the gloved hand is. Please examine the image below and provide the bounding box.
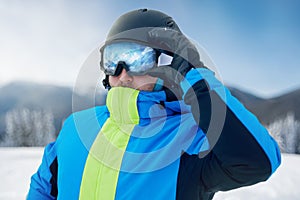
[145,27,205,98]
[146,27,213,128]
[146,28,227,158]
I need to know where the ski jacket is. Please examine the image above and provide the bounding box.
[27,68,281,200]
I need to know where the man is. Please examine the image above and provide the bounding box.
[27,9,281,200]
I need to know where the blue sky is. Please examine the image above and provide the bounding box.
[0,0,299,97]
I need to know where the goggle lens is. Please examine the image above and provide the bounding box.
[102,42,156,76]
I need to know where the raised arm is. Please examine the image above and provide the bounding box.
[182,68,281,191]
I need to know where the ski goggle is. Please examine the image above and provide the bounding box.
[100,42,172,76]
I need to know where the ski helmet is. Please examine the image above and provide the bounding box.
[101,8,182,89]
[107,8,181,40]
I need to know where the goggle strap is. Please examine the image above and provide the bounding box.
[112,61,128,76]
[102,75,111,89]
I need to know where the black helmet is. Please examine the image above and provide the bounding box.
[101,8,182,89]
[107,8,181,40]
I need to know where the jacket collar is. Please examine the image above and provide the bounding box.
[106,87,190,123]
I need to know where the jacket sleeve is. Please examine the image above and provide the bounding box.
[27,142,58,200]
[181,68,281,192]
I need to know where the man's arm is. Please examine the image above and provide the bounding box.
[146,27,281,191]
[182,68,281,192]
[27,142,58,200]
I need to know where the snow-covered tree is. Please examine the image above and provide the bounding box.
[3,108,56,147]
[267,113,300,154]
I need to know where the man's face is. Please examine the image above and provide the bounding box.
[109,69,158,91]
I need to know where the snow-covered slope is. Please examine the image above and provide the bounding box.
[0,148,43,200]
[0,148,299,200]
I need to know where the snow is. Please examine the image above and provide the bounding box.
[0,148,299,200]
[0,148,43,200]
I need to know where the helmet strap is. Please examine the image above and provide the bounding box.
[102,75,111,90]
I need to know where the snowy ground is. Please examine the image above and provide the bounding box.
[0,148,299,200]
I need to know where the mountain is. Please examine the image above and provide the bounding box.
[228,86,300,125]
[253,89,300,124]
[0,81,106,140]
[0,81,299,141]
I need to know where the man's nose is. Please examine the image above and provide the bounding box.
[118,68,133,82]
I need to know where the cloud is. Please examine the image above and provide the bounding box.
[0,1,107,86]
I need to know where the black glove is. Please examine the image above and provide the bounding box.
[145,28,205,99]
[146,28,227,158]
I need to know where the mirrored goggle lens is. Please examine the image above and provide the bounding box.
[102,42,156,75]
